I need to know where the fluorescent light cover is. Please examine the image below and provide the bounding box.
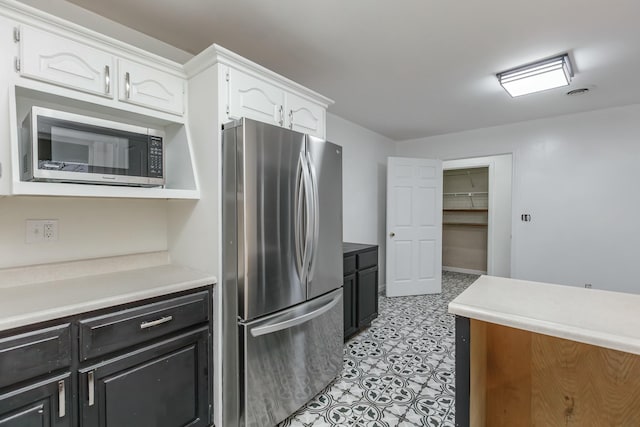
[498,54,573,97]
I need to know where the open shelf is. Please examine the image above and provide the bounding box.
[443,208,488,212]
[443,222,488,227]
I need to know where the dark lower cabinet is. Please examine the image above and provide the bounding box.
[343,273,357,338]
[80,327,209,427]
[0,373,72,427]
[343,243,379,340]
[0,286,213,427]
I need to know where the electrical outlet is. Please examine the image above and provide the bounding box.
[585,283,592,289]
[26,219,58,243]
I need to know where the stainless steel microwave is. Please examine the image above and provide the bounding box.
[21,107,165,187]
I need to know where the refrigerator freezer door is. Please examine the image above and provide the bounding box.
[306,137,344,300]
[240,289,343,427]
[239,119,307,320]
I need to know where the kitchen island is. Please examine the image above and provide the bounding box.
[449,275,640,427]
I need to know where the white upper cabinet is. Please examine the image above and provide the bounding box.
[226,67,285,127]
[285,92,325,138]
[19,26,115,98]
[118,59,184,115]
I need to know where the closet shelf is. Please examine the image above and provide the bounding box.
[443,192,488,196]
[443,208,488,212]
[443,222,488,227]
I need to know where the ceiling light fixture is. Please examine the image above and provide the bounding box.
[497,54,573,97]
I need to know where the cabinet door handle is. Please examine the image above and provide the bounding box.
[289,110,293,129]
[125,72,131,99]
[88,371,95,406]
[278,105,284,126]
[140,315,173,329]
[104,65,110,94]
[58,380,66,417]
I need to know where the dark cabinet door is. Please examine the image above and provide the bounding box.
[357,267,378,326]
[0,373,72,427]
[343,273,357,338]
[79,327,209,427]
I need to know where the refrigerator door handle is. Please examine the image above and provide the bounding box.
[306,150,320,283]
[301,151,314,283]
[294,152,306,283]
[249,292,342,337]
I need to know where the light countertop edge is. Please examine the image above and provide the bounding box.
[0,264,217,333]
[448,275,640,356]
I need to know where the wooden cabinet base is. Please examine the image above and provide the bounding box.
[460,318,640,427]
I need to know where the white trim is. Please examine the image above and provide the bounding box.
[443,266,486,275]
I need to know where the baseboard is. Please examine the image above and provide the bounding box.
[443,266,486,275]
[378,282,386,295]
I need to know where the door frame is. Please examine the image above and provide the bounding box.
[443,154,512,277]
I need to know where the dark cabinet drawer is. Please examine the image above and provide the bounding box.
[79,291,209,361]
[79,327,209,427]
[0,372,72,427]
[0,324,71,389]
[356,249,378,270]
[343,255,356,275]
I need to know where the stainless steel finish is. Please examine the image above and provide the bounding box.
[306,136,343,299]
[14,57,20,72]
[104,65,110,94]
[232,118,307,321]
[139,315,173,329]
[125,71,131,99]
[289,110,294,129]
[221,122,240,427]
[88,371,95,406]
[58,380,66,417]
[222,119,344,427]
[278,105,284,126]
[22,106,165,187]
[240,289,343,426]
[13,27,20,42]
[250,290,341,337]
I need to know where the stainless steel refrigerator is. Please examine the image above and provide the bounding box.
[221,118,343,427]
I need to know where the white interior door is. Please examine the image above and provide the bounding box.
[386,157,443,297]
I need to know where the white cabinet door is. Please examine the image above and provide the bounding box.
[226,68,284,127]
[285,92,325,139]
[118,59,184,115]
[20,26,115,98]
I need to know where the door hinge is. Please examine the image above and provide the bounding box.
[225,70,229,82]
[13,27,20,43]
[226,105,230,116]
[14,57,20,72]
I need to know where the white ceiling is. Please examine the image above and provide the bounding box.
[56,0,640,140]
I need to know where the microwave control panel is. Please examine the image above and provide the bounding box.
[148,136,164,178]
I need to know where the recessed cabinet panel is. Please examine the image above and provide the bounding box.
[118,59,184,115]
[226,68,284,126]
[0,373,72,427]
[286,92,325,138]
[20,26,115,98]
[343,273,357,337]
[79,328,209,427]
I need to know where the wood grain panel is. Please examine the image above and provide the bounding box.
[470,320,487,427]
[485,323,531,427]
[531,333,640,427]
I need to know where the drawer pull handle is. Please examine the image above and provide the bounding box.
[104,65,110,94]
[58,380,66,417]
[88,371,95,406]
[140,315,173,329]
[125,71,131,99]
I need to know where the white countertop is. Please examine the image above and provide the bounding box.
[449,275,640,356]
[0,255,216,332]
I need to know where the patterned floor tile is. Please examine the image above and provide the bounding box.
[279,271,478,427]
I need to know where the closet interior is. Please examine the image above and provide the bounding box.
[442,167,489,274]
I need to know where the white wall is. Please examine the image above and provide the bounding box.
[396,104,640,294]
[0,196,167,268]
[327,113,395,287]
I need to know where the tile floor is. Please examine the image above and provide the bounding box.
[280,271,478,427]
